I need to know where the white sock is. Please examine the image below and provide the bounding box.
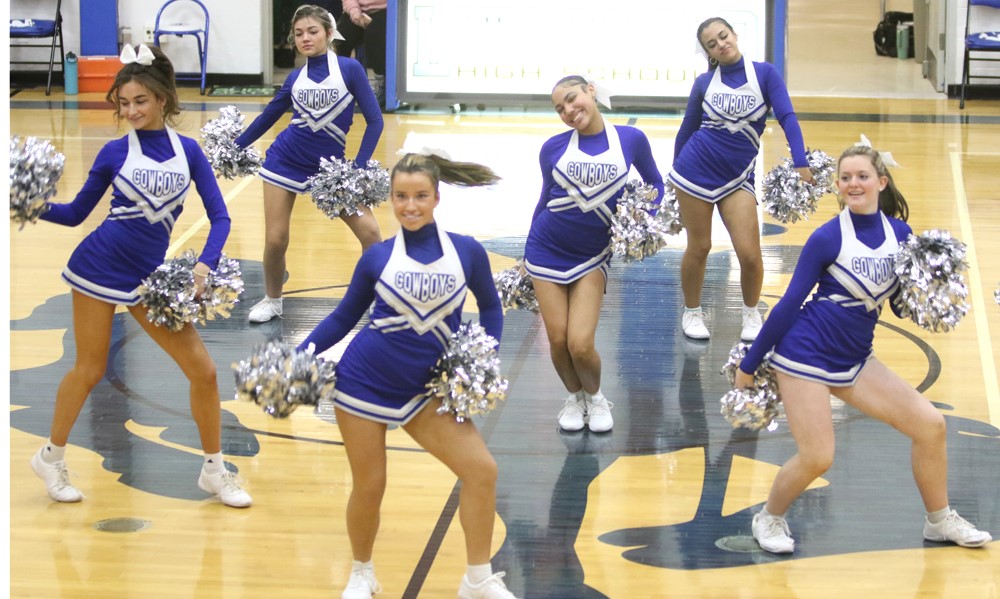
[352,559,374,573]
[927,506,951,524]
[267,296,282,306]
[466,563,493,585]
[586,388,604,401]
[743,304,758,312]
[685,306,702,314]
[203,452,225,474]
[41,439,66,463]
[761,506,784,519]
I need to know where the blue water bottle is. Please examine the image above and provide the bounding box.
[64,51,79,95]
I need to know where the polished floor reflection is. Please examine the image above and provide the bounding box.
[8,2,1000,594]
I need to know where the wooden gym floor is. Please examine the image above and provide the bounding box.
[7,87,1000,598]
[6,3,1000,594]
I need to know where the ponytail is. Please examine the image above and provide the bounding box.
[392,153,501,189]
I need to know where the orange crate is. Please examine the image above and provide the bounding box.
[78,56,122,93]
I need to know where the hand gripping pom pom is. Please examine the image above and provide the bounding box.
[200,106,263,179]
[610,181,676,262]
[893,230,970,333]
[761,149,835,224]
[426,322,509,422]
[306,157,390,219]
[719,342,782,432]
[199,254,245,324]
[232,342,337,418]
[137,250,245,331]
[493,261,539,313]
[10,136,64,228]
[659,185,683,235]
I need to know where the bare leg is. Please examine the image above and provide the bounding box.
[676,189,715,308]
[834,359,949,511]
[765,373,836,515]
[717,189,763,307]
[127,304,221,453]
[404,402,498,564]
[48,291,117,446]
[336,408,389,562]
[261,182,296,298]
[533,279,581,393]
[564,270,606,395]
[341,205,383,252]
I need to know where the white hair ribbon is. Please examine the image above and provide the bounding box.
[588,79,614,110]
[396,146,453,161]
[120,44,155,66]
[857,134,900,168]
[328,12,346,41]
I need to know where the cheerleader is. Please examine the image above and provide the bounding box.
[298,153,519,599]
[668,17,813,342]
[29,44,251,508]
[236,4,384,323]
[525,75,664,434]
[736,143,991,553]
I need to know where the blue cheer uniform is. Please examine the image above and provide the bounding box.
[668,57,807,203]
[524,121,664,284]
[40,128,230,305]
[235,51,383,194]
[298,223,503,424]
[741,208,912,385]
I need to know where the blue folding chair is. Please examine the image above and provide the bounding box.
[960,0,1000,109]
[10,0,65,95]
[153,0,210,94]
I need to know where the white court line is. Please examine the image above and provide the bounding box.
[949,151,999,427]
[166,176,255,257]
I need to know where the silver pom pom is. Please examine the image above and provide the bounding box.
[10,136,64,228]
[995,286,999,307]
[893,230,969,333]
[199,254,245,323]
[306,157,390,219]
[719,342,781,432]
[137,250,245,331]
[761,149,835,224]
[426,322,508,422]
[200,106,263,179]
[137,255,200,332]
[493,261,539,313]
[659,185,683,235]
[232,342,337,418]
[611,181,675,263]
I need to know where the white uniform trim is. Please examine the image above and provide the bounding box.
[111,128,190,233]
[289,51,352,145]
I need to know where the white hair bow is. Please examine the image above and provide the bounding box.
[396,146,452,161]
[588,79,613,110]
[329,12,346,41]
[120,44,155,66]
[857,134,900,168]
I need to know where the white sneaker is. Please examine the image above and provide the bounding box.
[752,511,794,554]
[198,466,253,508]
[31,448,84,502]
[557,393,586,432]
[458,572,519,599]
[741,306,763,341]
[586,393,614,433]
[248,297,282,323]
[342,567,382,599]
[682,310,710,340]
[923,509,993,547]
